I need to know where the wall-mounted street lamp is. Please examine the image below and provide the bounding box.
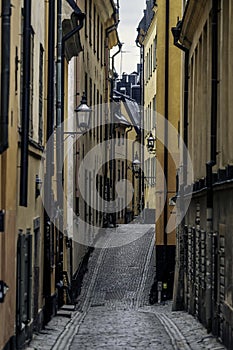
[74,92,92,132]
[63,92,92,136]
[147,132,156,154]
[132,152,141,178]
[131,152,156,184]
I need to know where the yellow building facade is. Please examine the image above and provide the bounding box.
[173,1,233,347]
[137,0,183,299]
[0,0,48,347]
[0,0,120,348]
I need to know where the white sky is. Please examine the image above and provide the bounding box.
[114,0,145,76]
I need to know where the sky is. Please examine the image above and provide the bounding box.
[114,0,145,76]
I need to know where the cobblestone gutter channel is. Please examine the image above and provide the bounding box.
[26,224,226,350]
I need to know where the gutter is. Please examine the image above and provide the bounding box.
[19,0,31,206]
[0,0,11,154]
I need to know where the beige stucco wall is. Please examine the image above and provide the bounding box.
[143,7,157,211]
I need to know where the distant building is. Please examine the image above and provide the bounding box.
[116,66,142,105]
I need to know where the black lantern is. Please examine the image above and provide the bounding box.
[75,92,92,131]
[132,152,141,177]
[35,175,42,198]
[147,132,156,153]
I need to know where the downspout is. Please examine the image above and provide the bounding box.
[61,12,85,125]
[0,0,11,154]
[56,0,63,307]
[111,41,121,226]
[105,24,118,103]
[112,41,122,79]
[171,20,189,310]
[105,23,119,226]
[111,40,122,100]
[58,1,85,302]
[43,0,55,322]
[19,0,31,206]
[164,0,170,245]
[136,39,145,220]
[206,0,218,333]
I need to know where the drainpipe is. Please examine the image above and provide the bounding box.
[19,0,31,207]
[56,0,63,308]
[0,0,11,154]
[136,40,145,221]
[105,24,118,102]
[58,1,85,303]
[44,0,55,322]
[61,12,85,125]
[206,0,218,333]
[111,40,122,100]
[171,20,189,311]
[164,0,169,246]
[106,23,119,226]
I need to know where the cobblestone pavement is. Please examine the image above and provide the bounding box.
[26,224,226,350]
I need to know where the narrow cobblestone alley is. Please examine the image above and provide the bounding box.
[26,225,226,350]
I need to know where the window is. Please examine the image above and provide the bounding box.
[29,28,35,138]
[89,0,92,46]
[89,77,92,106]
[85,0,88,37]
[153,36,157,70]
[97,15,100,60]
[38,44,44,145]
[85,72,88,95]
[150,44,153,76]
[16,230,33,327]
[97,89,99,140]
[101,23,104,66]
[152,96,156,128]
[100,95,103,141]
[93,5,96,53]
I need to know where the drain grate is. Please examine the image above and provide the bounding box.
[105,290,125,301]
